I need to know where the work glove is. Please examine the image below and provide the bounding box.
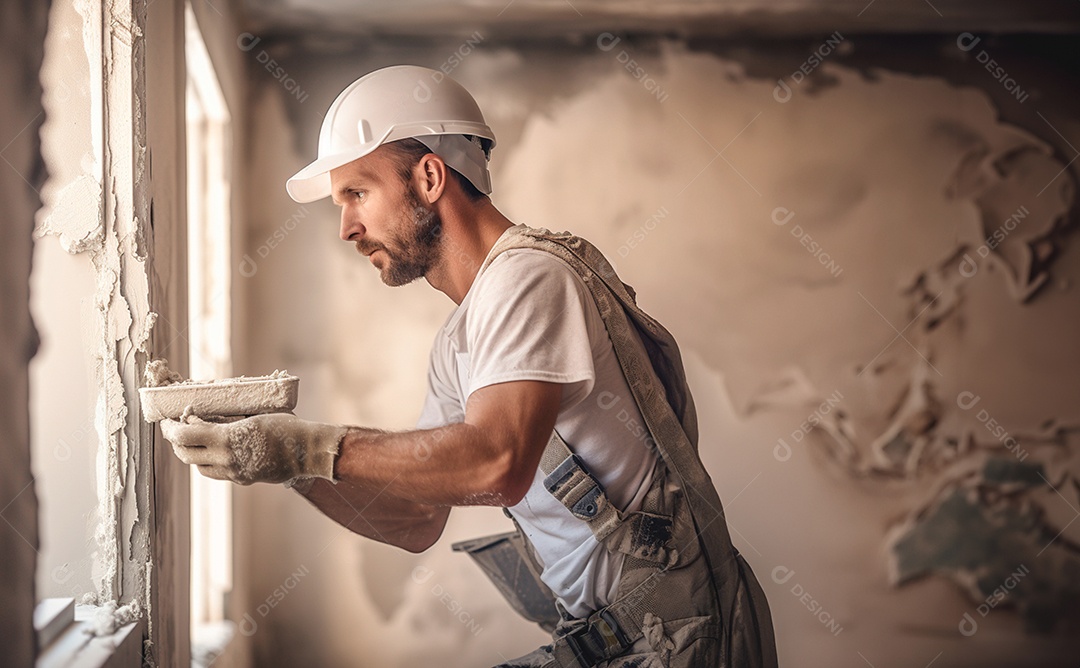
[160,413,347,487]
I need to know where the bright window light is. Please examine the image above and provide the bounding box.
[185,2,234,662]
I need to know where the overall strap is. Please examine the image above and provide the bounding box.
[481,227,778,667]
[479,227,739,580]
[540,430,622,542]
[539,432,672,668]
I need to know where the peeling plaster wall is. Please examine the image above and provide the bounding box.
[239,36,1079,667]
[0,1,50,663]
[31,0,106,608]
[30,0,195,662]
[14,1,246,665]
[31,0,157,620]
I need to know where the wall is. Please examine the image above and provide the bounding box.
[238,35,1079,667]
[31,0,106,608]
[0,0,50,663]
[28,0,247,664]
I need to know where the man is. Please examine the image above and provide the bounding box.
[161,65,777,667]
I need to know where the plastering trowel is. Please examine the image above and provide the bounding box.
[138,359,299,422]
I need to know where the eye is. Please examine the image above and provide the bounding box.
[351,190,366,201]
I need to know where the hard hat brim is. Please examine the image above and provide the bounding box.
[285,145,376,203]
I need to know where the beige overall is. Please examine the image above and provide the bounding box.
[457,226,778,668]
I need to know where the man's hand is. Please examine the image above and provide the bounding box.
[160,413,347,486]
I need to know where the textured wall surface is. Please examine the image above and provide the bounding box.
[236,35,1079,667]
[30,0,194,662]
[32,0,105,608]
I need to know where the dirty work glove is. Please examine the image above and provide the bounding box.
[160,413,347,486]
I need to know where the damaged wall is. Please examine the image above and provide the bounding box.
[0,0,50,663]
[32,0,160,624]
[32,1,252,664]
[237,34,1079,667]
[32,0,106,609]
[29,0,193,663]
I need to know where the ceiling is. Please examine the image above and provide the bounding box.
[241,0,1080,40]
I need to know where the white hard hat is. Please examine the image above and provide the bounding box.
[286,65,496,203]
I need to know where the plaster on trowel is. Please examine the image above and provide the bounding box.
[138,359,299,423]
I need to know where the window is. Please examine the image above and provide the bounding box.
[185,3,236,663]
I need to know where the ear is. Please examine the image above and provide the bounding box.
[416,153,447,205]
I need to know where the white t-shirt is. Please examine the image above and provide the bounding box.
[415,227,659,618]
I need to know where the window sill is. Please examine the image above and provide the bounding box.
[192,620,237,668]
[36,599,144,668]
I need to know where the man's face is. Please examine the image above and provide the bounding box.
[330,146,442,287]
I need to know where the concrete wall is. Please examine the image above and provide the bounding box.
[236,35,1080,667]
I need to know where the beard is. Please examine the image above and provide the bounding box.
[357,187,443,287]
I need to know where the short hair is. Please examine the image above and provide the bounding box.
[382,137,488,201]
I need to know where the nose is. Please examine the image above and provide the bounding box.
[339,207,366,242]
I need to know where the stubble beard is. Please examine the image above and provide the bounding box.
[369,188,443,287]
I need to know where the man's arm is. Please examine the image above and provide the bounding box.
[161,379,562,547]
[335,379,562,508]
[294,478,450,553]
[291,378,560,552]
